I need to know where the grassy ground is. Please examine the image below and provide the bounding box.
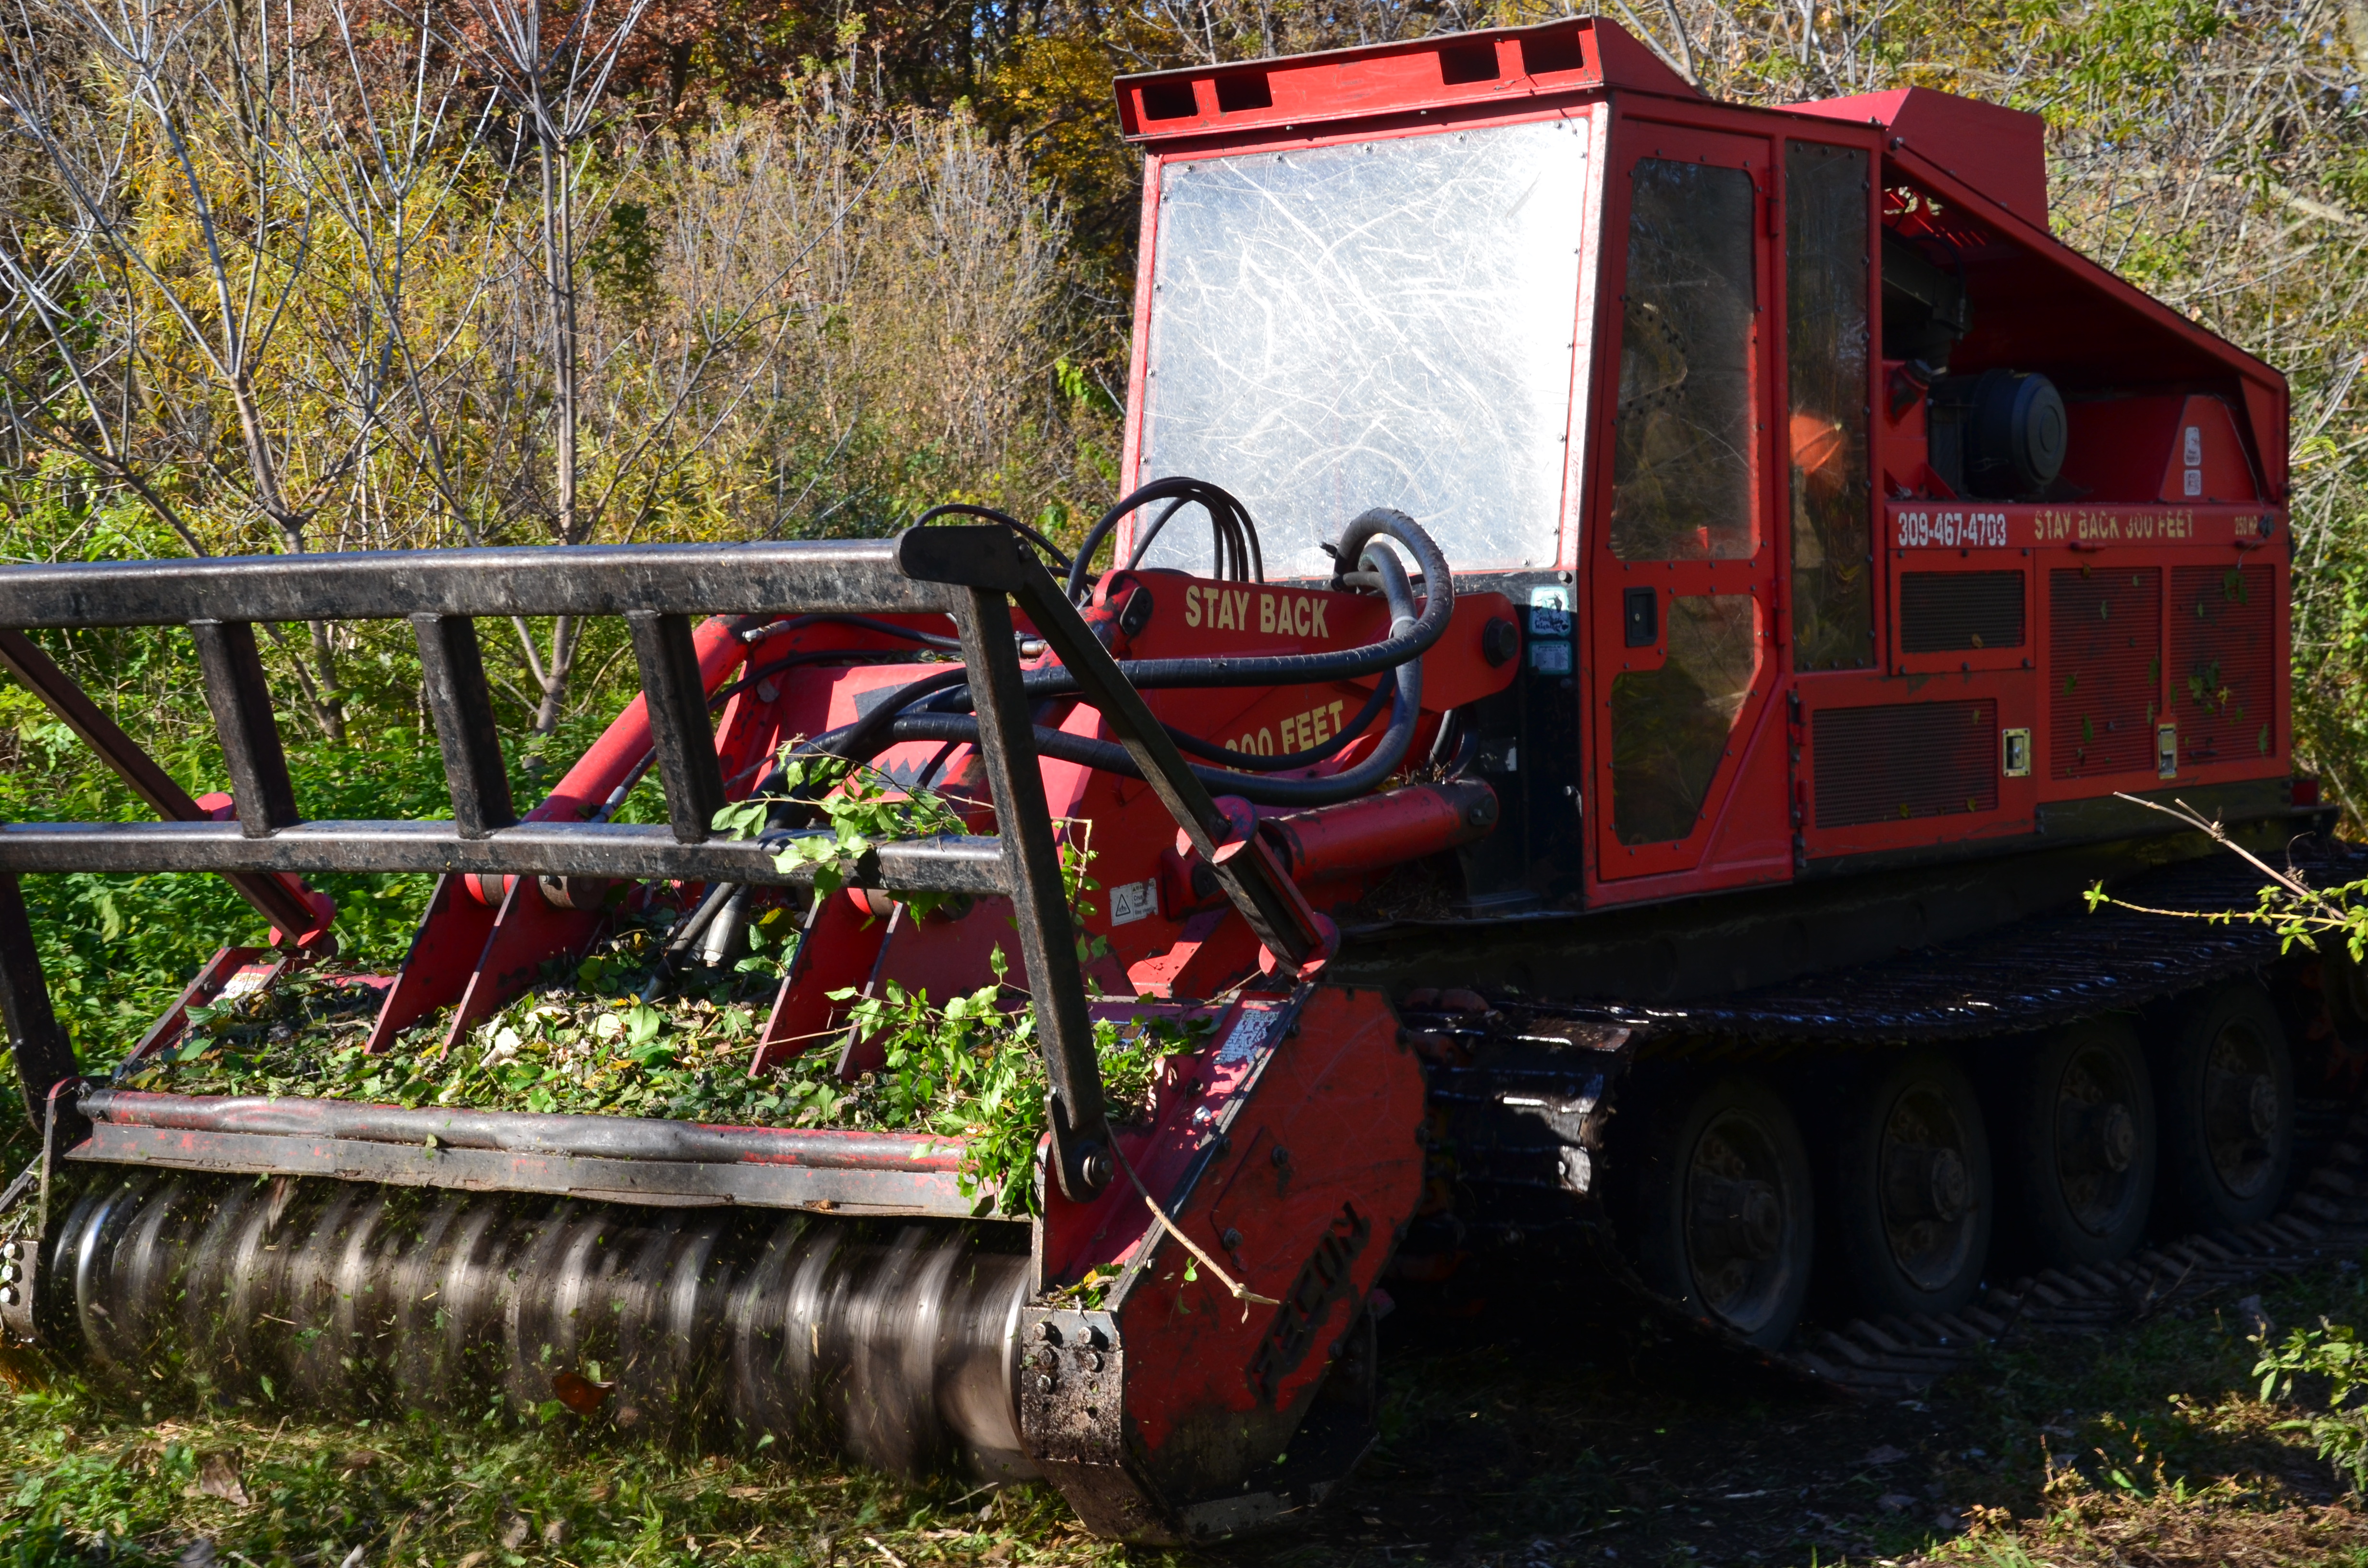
[0,1372,1117,1568]
[8,1242,2368,1567]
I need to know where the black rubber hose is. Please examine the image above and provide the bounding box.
[777,668,1385,781]
[1065,477,1263,602]
[1017,507,1452,705]
[746,510,1442,802]
[1125,490,1262,584]
[877,709,1406,808]
[740,614,963,653]
[815,664,973,765]
[892,506,1449,725]
[884,540,1426,807]
[734,664,976,810]
[708,649,926,710]
[1162,673,1392,772]
[785,511,1439,761]
[665,878,739,955]
[1126,497,1199,577]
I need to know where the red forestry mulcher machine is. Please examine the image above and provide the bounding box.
[0,16,2343,1542]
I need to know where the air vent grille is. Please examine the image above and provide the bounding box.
[2049,567,2161,779]
[2169,564,2274,765]
[1899,571,2025,653]
[1813,700,1998,829]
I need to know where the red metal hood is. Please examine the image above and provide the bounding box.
[1787,85,2051,231]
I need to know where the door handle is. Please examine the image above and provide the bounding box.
[1623,586,1659,648]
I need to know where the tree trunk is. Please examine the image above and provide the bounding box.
[307,617,345,744]
[236,369,345,744]
[537,100,579,547]
[531,614,576,735]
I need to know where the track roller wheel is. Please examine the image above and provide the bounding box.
[1821,1049,1993,1318]
[1625,1073,1814,1348]
[2151,983,2294,1230]
[2000,1018,2156,1267]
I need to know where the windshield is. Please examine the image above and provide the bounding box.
[1135,117,1593,580]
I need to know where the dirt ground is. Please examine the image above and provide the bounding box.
[1194,1244,2368,1568]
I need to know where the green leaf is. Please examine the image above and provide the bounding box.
[711,798,773,840]
[625,1001,665,1046]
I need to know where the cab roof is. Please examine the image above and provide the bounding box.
[1112,17,1698,142]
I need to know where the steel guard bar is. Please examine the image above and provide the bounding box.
[0,526,1129,1202]
[0,821,1007,892]
[0,539,961,625]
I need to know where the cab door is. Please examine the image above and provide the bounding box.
[1587,127,1778,882]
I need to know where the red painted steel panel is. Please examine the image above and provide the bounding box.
[1028,985,1423,1531]
[1788,87,2047,230]
[1111,17,1694,144]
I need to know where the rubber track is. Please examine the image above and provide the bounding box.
[1790,1109,2368,1395]
[1490,847,2360,1044]
[1402,842,2368,1397]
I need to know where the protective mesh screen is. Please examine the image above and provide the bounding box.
[2169,564,2275,765]
[1813,700,1998,828]
[2050,566,2163,779]
[1136,121,1591,580]
[1899,570,2026,653]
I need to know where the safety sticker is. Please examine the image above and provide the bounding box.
[1109,880,1157,927]
[1528,584,1572,639]
[1217,1009,1278,1066]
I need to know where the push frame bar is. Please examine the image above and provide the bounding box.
[0,527,1122,1201]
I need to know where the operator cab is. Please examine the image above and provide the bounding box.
[1114,18,2290,919]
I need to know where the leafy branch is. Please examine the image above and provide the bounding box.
[711,749,970,915]
[825,955,1202,1215]
[148,765,1195,1216]
[2081,793,2368,960]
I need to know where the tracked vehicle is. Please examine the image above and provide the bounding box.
[0,17,2334,1542]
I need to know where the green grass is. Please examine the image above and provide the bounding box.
[0,1374,1129,1567]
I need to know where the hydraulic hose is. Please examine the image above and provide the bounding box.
[1042,507,1452,698]
[1065,478,1264,603]
[883,533,1428,807]
[784,664,1390,782]
[740,614,964,654]
[910,508,1452,722]
[1163,674,1393,772]
[709,648,928,710]
[732,663,975,819]
[1125,492,1261,583]
[743,508,1447,806]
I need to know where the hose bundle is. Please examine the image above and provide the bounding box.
[1065,478,1264,602]
[779,499,1450,808]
